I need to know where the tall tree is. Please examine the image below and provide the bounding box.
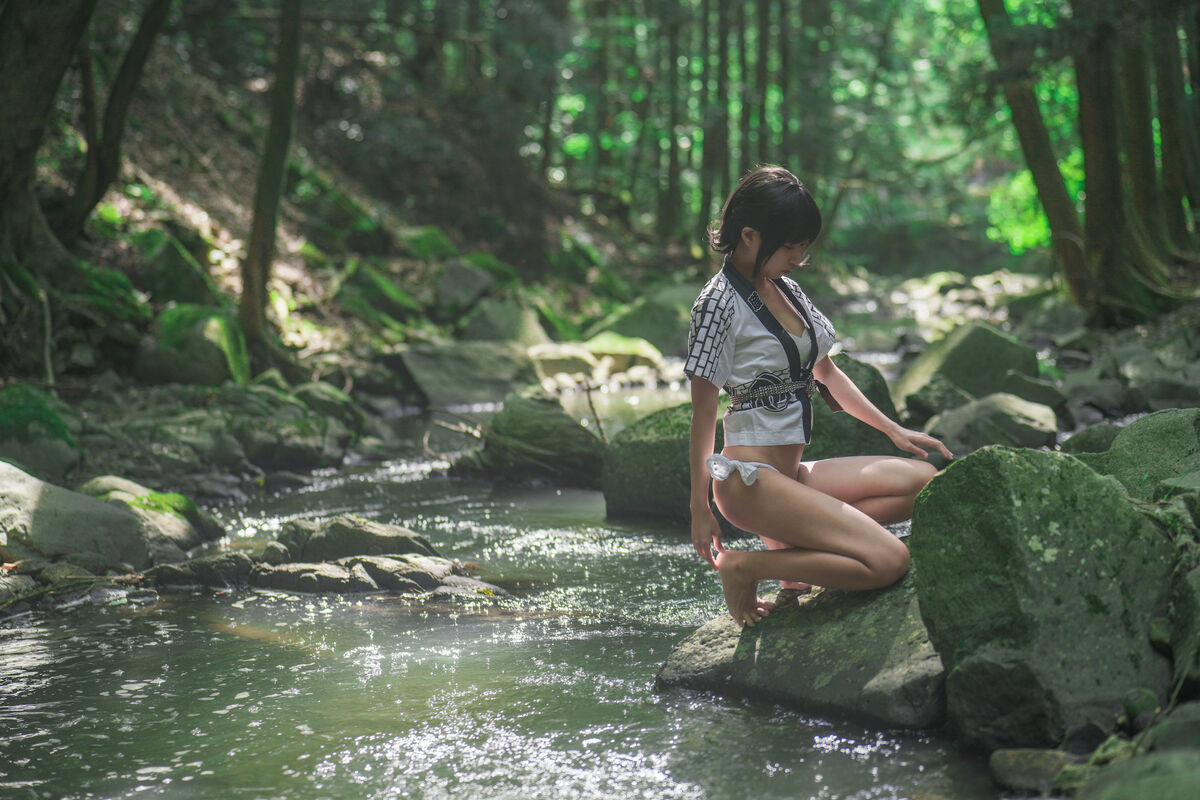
[0,0,99,287]
[238,0,303,345]
[66,0,173,240]
[977,0,1092,310]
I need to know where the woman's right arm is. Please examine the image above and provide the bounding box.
[689,376,724,569]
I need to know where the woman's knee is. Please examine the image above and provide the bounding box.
[869,537,910,587]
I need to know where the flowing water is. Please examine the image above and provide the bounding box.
[1,408,995,800]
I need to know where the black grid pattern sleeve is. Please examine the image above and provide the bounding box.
[684,278,734,387]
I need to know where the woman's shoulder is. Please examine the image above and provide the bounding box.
[692,269,735,311]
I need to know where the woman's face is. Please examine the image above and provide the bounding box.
[758,242,811,279]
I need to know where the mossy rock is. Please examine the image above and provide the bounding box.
[804,354,901,461]
[1073,409,1200,502]
[131,227,221,305]
[458,386,605,487]
[400,225,458,261]
[582,331,664,374]
[383,340,537,409]
[1061,422,1122,455]
[602,402,723,521]
[0,384,82,481]
[925,393,1057,463]
[1076,751,1200,800]
[137,304,250,387]
[911,446,1174,751]
[904,373,974,428]
[657,574,945,728]
[583,283,701,358]
[894,321,1039,408]
[460,297,551,347]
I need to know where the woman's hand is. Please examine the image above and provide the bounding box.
[887,426,954,460]
[691,508,725,569]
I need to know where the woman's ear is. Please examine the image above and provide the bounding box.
[740,227,760,248]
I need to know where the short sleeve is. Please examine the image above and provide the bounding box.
[684,280,734,388]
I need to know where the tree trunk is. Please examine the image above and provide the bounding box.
[698,0,715,234]
[737,8,750,170]
[754,0,770,164]
[1151,12,1198,249]
[715,0,732,201]
[1117,19,1171,260]
[660,1,682,235]
[238,0,302,344]
[66,0,172,239]
[776,0,790,160]
[977,0,1092,311]
[1071,0,1175,324]
[797,0,832,178]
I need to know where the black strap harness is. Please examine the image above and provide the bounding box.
[721,259,842,415]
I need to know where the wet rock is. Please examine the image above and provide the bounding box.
[0,574,38,608]
[657,575,945,729]
[453,386,605,488]
[429,574,511,602]
[1061,365,1150,421]
[1169,565,1200,694]
[997,369,1074,430]
[0,461,152,569]
[1120,687,1161,733]
[289,381,367,436]
[36,562,96,586]
[910,447,1174,751]
[381,340,536,409]
[924,393,1057,461]
[336,555,438,592]
[894,321,1039,409]
[988,748,1081,795]
[277,514,438,562]
[136,303,250,387]
[144,552,256,588]
[0,383,82,483]
[261,541,292,565]
[251,561,380,593]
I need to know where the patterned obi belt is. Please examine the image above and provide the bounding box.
[727,371,817,413]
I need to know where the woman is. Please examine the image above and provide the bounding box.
[685,166,953,627]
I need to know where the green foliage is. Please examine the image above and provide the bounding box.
[986,148,1083,254]
[402,226,458,261]
[463,252,521,286]
[0,384,78,447]
[68,261,152,324]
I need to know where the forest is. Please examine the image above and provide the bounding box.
[2,1,1200,798]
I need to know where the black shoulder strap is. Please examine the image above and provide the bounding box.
[721,260,808,381]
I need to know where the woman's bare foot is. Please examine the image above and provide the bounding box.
[780,580,812,593]
[715,550,766,627]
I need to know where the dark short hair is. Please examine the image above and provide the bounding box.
[708,166,822,277]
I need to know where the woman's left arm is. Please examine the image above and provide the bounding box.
[813,356,953,460]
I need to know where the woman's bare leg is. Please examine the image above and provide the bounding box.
[712,464,916,626]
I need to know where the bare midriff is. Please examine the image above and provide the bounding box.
[723,442,806,481]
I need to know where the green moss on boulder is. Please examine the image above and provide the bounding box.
[911,446,1174,751]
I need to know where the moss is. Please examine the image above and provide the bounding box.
[0,385,78,447]
[156,304,251,386]
[464,252,520,285]
[121,489,196,519]
[403,225,458,261]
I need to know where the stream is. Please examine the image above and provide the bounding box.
[1,398,996,799]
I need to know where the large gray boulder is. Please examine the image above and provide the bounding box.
[0,461,152,569]
[657,575,945,728]
[381,340,537,409]
[79,475,225,557]
[583,283,701,358]
[277,514,438,562]
[924,393,1058,461]
[910,447,1174,751]
[453,386,605,487]
[894,321,1040,408]
[460,297,552,347]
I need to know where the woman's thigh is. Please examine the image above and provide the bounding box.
[712,467,906,564]
[797,455,936,505]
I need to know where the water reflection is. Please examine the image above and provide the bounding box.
[1,458,993,800]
